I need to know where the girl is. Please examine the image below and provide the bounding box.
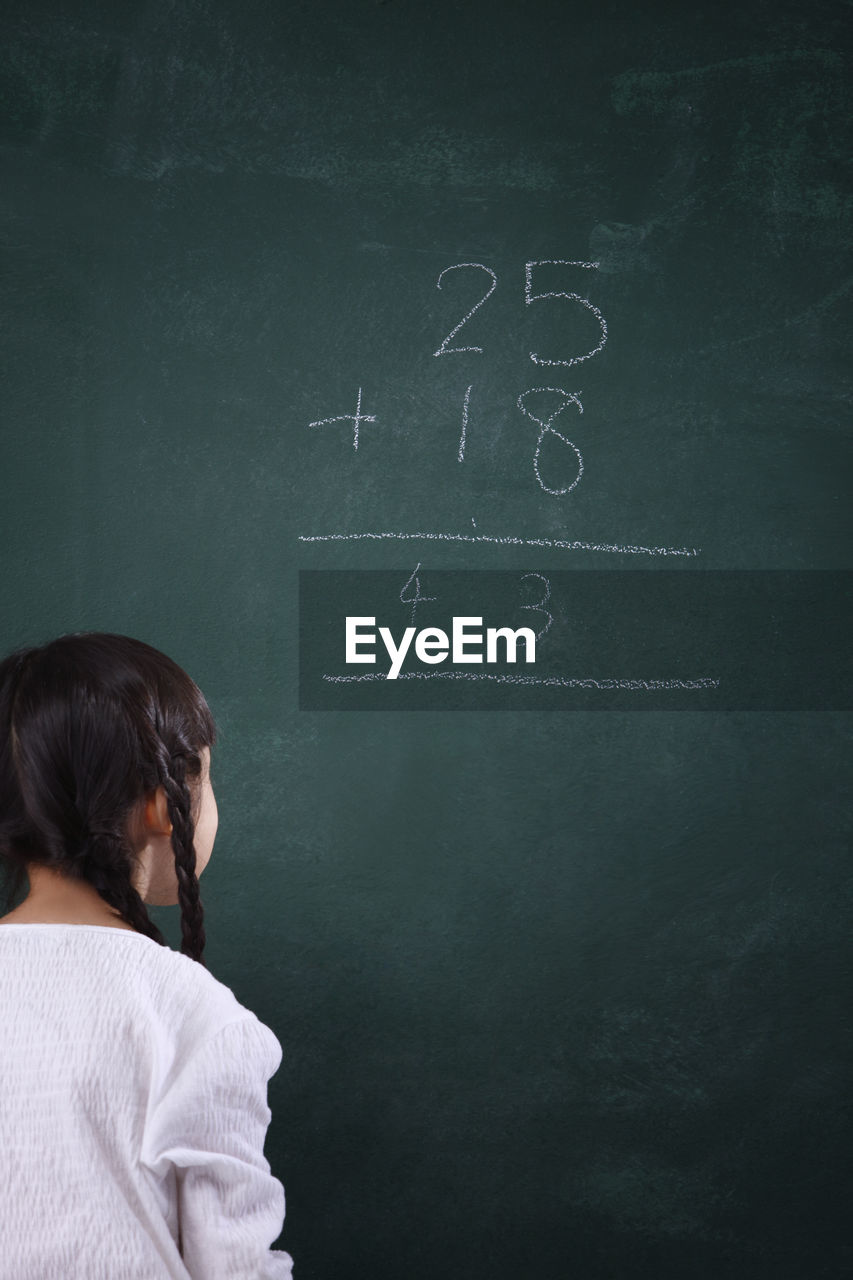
[0,632,294,1279]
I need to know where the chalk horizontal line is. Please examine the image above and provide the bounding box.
[322,672,720,689]
[299,531,700,557]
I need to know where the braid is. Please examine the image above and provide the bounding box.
[156,749,206,966]
[83,833,166,947]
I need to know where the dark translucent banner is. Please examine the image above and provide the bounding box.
[298,570,852,711]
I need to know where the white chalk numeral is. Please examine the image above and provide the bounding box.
[434,263,498,357]
[525,260,607,368]
[518,388,584,496]
[519,573,553,641]
[400,562,437,627]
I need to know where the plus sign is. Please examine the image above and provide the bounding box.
[308,387,377,451]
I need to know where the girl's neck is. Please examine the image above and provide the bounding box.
[0,863,135,930]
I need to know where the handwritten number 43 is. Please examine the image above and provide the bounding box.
[433,260,607,367]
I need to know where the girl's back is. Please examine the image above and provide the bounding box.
[0,922,292,1280]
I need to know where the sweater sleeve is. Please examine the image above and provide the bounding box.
[142,1015,294,1280]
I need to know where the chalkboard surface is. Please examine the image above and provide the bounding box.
[1,2,852,1276]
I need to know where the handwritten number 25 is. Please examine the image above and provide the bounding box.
[434,260,607,367]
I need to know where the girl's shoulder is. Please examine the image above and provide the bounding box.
[0,923,271,1057]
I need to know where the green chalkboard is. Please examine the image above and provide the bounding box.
[1,1,852,1276]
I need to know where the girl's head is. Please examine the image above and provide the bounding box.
[0,633,218,963]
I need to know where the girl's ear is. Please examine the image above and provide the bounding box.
[143,787,173,837]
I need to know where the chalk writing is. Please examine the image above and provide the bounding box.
[519,572,553,641]
[308,261,611,494]
[399,562,437,628]
[308,387,376,451]
[298,531,700,557]
[524,260,608,367]
[433,263,498,356]
[458,384,473,462]
[518,388,584,495]
[323,672,720,689]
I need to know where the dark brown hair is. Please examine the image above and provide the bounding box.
[0,633,217,963]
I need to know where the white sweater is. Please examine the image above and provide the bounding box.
[0,923,294,1280]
